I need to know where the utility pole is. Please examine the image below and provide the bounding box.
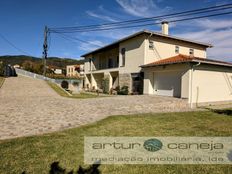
[43,26,48,77]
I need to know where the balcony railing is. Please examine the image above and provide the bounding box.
[91,63,119,71]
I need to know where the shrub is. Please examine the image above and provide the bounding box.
[118,85,129,95]
[102,77,109,94]
[0,62,5,76]
[61,80,69,89]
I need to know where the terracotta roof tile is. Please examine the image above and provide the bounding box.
[141,54,232,68]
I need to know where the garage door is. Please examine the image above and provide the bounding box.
[153,71,181,97]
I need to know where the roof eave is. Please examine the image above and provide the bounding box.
[80,30,145,57]
[141,60,232,68]
[81,30,212,57]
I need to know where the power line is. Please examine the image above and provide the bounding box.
[52,31,102,47]
[50,11,232,33]
[49,3,232,32]
[0,33,33,56]
[45,3,232,57]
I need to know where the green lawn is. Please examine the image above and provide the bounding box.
[0,111,232,174]
[47,81,101,99]
[0,76,4,88]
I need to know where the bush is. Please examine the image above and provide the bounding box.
[0,62,4,76]
[118,86,129,95]
[102,77,110,94]
[61,80,69,89]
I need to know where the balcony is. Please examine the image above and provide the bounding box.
[90,57,119,72]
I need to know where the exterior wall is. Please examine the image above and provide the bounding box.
[67,65,77,76]
[84,35,146,92]
[83,33,209,96]
[84,47,119,73]
[144,36,207,64]
[190,65,232,104]
[92,73,104,89]
[84,74,91,89]
[93,47,119,71]
[67,64,84,77]
[84,34,207,75]
[143,67,154,94]
[143,64,190,97]
[84,55,91,73]
[119,73,132,92]
[118,35,145,74]
[181,69,190,98]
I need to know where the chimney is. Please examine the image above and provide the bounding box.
[161,21,169,35]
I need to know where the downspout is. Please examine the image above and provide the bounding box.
[190,62,201,108]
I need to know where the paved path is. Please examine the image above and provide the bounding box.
[0,76,191,140]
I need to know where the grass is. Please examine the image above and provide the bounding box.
[0,76,5,88]
[0,110,232,174]
[47,81,101,99]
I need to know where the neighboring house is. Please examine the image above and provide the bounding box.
[13,64,21,69]
[66,64,84,77]
[48,66,63,75]
[82,22,232,105]
[54,69,62,74]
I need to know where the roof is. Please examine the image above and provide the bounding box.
[141,54,232,68]
[81,30,212,57]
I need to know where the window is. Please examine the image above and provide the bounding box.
[189,48,194,56]
[175,46,179,54]
[149,41,154,49]
[121,48,126,66]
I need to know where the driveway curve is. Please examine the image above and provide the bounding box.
[0,76,191,140]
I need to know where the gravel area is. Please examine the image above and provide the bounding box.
[0,75,192,140]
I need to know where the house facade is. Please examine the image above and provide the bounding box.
[82,22,232,106]
[66,64,84,77]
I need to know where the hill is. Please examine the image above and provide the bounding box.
[0,55,84,69]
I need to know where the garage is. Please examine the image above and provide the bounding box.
[153,71,182,97]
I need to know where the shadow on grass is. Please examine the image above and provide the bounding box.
[211,109,232,116]
[22,161,101,174]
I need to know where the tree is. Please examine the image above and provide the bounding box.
[22,60,34,72]
[0,61,4,76]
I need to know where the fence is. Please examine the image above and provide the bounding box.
[15,68,55,82]
[15,68,83,92]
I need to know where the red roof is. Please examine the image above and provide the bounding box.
[141,54,232,68]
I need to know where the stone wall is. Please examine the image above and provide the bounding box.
[119,73,132,93]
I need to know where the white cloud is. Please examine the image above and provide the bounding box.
[174,19,232,61]
[86,11,118,22]
[115,0,169,17]
[195,19,232,30]
[78,40,106,52]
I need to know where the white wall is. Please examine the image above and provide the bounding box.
[143,64,189,97]
[144,36,207,64]
[119,35,145,73]
[190,65,232,104]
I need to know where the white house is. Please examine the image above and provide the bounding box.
[82,22,232,106]
[66,64,84,77]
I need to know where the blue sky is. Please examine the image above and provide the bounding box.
[0,0,231,61]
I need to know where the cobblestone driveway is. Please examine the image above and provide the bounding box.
[0,76,191,140]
